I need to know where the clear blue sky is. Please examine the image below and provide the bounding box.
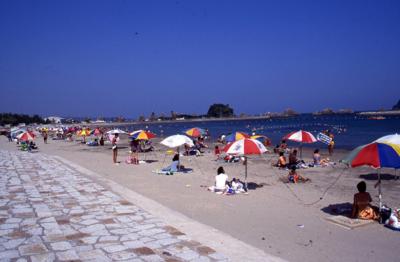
[1,0,399,118]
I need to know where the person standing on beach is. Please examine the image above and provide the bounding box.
[43,131,48,144]
[112,133,119,164]
[328,133,334,156]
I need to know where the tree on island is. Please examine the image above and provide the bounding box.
[207,104,234,118]
[393,99,400,110]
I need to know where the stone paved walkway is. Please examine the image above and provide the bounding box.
[0,150,228,262]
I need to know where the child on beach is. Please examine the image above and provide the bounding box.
[287,166,309,183]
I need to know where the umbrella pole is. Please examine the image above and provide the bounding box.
[244,156,248,191]
[378,168,382,223]
[300,143,303,159]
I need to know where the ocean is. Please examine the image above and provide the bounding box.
[120,114,400,150]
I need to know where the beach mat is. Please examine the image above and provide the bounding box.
[325,215,374,229]
[152,168,194,175]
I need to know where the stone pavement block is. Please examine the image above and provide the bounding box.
[175,250,200,261]
[2,238,26,249]
[19,243,48,256]
[108,250,138,260]
[30,252,56,262]
[0,250,20,260]
[56,250,80,261]
[102,244,128,253]
[78,249,108,260]
[50,241,72,251]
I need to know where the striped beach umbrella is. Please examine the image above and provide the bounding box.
[223,138,267,190]
[284,130,317,143]
[129,130,157,140]
[225,132,250,143]
[284,130,316,158]
[223,138,267,155]
[17,132,35,141]
[375,133,400,145]
[184,127,206,138]
[342,142,400,215]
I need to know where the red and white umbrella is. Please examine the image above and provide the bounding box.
[284,130,317,143]
[223,138,267,155]
[17,132,35,141]
[283,130,316,158]
[223,138,267,191]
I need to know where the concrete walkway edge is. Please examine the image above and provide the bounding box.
[54,155,286,262]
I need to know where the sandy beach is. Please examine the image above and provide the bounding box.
[1,135,399,262]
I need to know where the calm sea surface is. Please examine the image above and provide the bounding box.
[120,114,400,150]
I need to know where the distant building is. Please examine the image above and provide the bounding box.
[44,116,64,124]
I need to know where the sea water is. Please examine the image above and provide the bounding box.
[121,114,400,150]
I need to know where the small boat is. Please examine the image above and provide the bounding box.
[368,116,386,120]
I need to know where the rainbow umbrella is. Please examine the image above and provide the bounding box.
[78,128,91,136]
[129,130,157,140]
[251,135,271,146]
[225,132,250,143]
[184,127,206,138]
[342,142,400,214]
[223,138,267,190]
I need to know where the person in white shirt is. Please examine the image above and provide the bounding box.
[208,166,229,193]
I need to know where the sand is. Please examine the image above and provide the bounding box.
[1,135,399,262]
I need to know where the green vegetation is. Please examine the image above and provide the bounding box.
[0,113,46,126]
[207,104,234,118]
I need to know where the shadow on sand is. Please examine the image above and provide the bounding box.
[247,182,269,190]
[321,202,353,217]
[359,173,399,181]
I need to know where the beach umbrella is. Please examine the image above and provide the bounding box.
[129,130,156,140]
[375,133,400,145]
[106,129,127,135]
[160,134,194,148]
[184,127,206,138]
[341,142,400,217]
[251,135,271,146]
[93,128,102,136]
[78,128,91,136]
[225,132,250,143]
[223,138,267,190]
[17,132,35,141]
[283,130,317,158]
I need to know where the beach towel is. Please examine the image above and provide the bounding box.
[152,168,194,175]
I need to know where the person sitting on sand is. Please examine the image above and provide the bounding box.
[287,166,309,183]
[313,149,329,166]
[276,152,287,168]
[279,139,288,153]
[162,154,185,173]
[208,166,229,193]
[288,149,306,169]
[231,178,246,193]
[351,181,379,220]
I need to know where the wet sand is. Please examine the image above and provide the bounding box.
[1,136,399,262]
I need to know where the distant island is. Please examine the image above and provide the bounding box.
[2,100,400,127]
